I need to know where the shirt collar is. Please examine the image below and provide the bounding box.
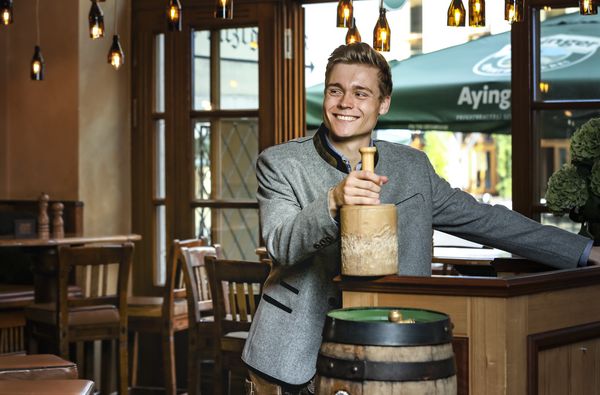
[312,123,378,174]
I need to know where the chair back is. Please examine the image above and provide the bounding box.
[161,238,207,322]
[205,256,271,335]
[180,245,223,324]
[57,243,134,330]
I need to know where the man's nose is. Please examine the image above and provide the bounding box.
[338,93,354,108]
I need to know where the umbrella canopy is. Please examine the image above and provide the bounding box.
[306,12,600,133]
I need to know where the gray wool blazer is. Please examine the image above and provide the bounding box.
[241,126,590,385]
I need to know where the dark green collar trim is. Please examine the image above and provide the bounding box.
[313,124,348,173]
[312,123,379,174]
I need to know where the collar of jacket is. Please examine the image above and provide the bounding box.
[312,123,379,174]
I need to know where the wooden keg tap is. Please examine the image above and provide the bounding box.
[340,147,398,276]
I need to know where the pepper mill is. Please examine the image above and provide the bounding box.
[37,193,50,239]
[340,147,398,276]
[52,202,64,239]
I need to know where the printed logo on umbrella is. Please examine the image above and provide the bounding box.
[473,34,600,76]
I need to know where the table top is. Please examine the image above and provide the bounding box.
[432,246,514,265]
[0,234,142,247]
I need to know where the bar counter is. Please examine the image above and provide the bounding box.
[336,258,600,395]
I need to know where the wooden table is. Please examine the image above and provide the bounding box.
[0,234,141,303]
[337,262,600,395]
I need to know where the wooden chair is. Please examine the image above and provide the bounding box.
[127,238,206,395]
[204,256,271,395]
[180,245,222,395]
[25,243,134,395]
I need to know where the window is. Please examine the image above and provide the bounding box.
[132,1,304,293]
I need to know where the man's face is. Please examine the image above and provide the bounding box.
[323,63,390,142]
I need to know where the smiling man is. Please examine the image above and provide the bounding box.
[242,42,599,395]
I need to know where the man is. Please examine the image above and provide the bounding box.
[243,42,599,394]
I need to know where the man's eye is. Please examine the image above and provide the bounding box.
[328,89,342,96]
[356,91,368,98]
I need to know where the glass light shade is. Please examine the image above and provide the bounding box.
[580,0,598,15]
[1,0,13,25]
[346,19,361,44]
[108,35,125,70]
[373,8,390,52]
[505,0,523,23]
[336,0,353,28]
[88,1,104,39]
[469,0,485,27]
[447,0,466,27]
[31,46,44,81]
[167,0,182,31]
[215,0,232,19]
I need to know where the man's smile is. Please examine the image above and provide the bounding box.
[335,114,359,121]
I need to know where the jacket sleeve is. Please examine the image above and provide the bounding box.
[256,150,339,266]
[425,155,589,269]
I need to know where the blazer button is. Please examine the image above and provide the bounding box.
[313,243,320,249]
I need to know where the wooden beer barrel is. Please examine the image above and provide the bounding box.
[317,307,457,395]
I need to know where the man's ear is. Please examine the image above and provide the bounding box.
[379,96,391,115]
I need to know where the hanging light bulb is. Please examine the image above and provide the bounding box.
[1,0,13,25]
[215,0,232,19]
[469,0,485,27]
[336,0,353,28]
[167,0,182,31]
[505,0,524,23]
[447,0,465,27]
[31,46,44,81]
[89,0,105,39]
[108,35,125,70]
[579,0,598,15]
[30,0,43,81]
[373,7,390,52]
[346,18,361,44]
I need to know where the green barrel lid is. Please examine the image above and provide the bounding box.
[323,307,453,346]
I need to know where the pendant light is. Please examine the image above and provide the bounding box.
[469,0,485,27]
[167,0,182,31]
[108,0,124,70]
[337,0,353,28]
[447,0,466,27]
[1,0,13,26]
[504,0,524,23]
[31,0,44,81]
[89,0,105,39]
[346,18,361,44]
[579,0,598,15]
[215,0,232,19]
[373,1,390,52]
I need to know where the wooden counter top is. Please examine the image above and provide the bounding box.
[336,263,600,298]
[0,234,141,248]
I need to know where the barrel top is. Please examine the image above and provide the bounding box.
[327,307,448,323]
[323,307,453,346]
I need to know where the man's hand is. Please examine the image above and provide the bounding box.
[588,246,600,266]
[328,170,388,217]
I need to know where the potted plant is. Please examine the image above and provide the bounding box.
[545,117,600,245]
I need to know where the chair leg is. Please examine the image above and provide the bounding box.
[119,329,129,395]
[58,333,69,360]
[129,331,139,387]
[101,340,114,395]
[83,341,95,382]
[188,331,201,395]
[162,328,177,395]
[24,321,37,354]
[213,354,224,395]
